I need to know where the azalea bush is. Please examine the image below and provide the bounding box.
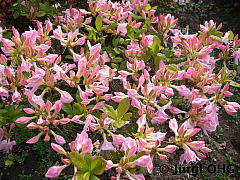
[0,0,240,179]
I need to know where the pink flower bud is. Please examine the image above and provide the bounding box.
[201,146,212,153]
[44,134,50,142]
[15,116,36,124]
[163,145,177,153]
[165,87,174,96]
[188,141,205,151]
[61,158,70,165]
[128,89,140,99]
[51,143,66,155]
[51,131,66,145]
[10,123,15,131]
[0,54,7,64]
[27,122,38,129]
[53,100,63,114]
[45,165,68,178]
[105,160,114,170]
[26,132,43,144]
[55,87,74,103]
[23,108,35,114]
[45,100,52,113]
[103,94,112,101]
[159,154,167,160]
[136,114,146,132]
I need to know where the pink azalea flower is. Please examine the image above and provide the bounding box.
[111,133,126,146]
[74,131,93,154]
[180,144,199,164]
[0,87,8,97]
[136,114,146,132]
[192,98,209,107]
[171,85,191,97]
[121,137,137,157]
[187,141,205,151]
[126,173,145,180]
[0,139,16,153]
[169,118,178,136]
[117,23,127,37]
[162,145,177,153]
[130,155,151,168]
[12,90,21,102]
[111,92,128,103]
[55,87,74,103]
[101,134,116,151]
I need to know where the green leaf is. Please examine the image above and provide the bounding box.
[109,23,118,29]
[65,55,73,59]
[209,35,223,43]
[83,172,91,180]
[90,157,107,175]
[5,160,13,166]
[8,154,14,160]
[84,153,93,169]
[113,119,125,128]
[172,98,184,106]
[119,61,127,70]
[117,98,130,119]
[165,64,180,73]
[37,11,46,17]
[13,11,20,19]
[229,80,240,88]
[159,99,169,105]
[112,38,119,47]
[153,54,163,70]
[152,36,160,55]
[75,171,85,180]
[130,13,144,21]
[113,113,131,129]
[70,152,88,173]
[95,15,102,32]
[111,63,119,69]
[62,103,73,115]
[127,26,135,39]
[112,57,123,63]
[121,112,132,122]
[90,175,100,180]
[145,4,151,12]
[103,105,117,120]
[73,103,83,115]
[221,66,226,83]
[136,28,147,36]
[85,25,98,33]
[76,90,82,104]
[228,31,234,41]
